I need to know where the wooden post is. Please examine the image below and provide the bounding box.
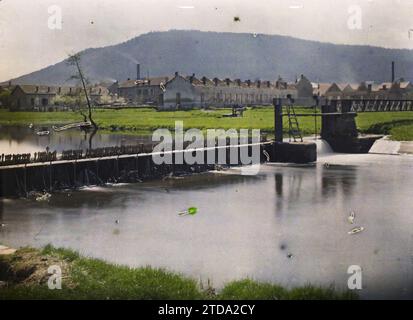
[73,161,77,189]
[49,162,53,192]
[273,98,283,143]
[320,104,329,139]
[135,156,139,180]
[23,166,27,197]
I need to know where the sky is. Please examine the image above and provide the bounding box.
[1,0,413,82]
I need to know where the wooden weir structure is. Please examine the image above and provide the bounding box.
[0,140,271,197]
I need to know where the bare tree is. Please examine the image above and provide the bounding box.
[67,53,98,129]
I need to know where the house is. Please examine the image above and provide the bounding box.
[116,76,169,105]
[9,84,108,111]
[295,75,314,99]
[324,83,344,99]
[313,83,332,97]
[315,79,413,100]
[161,72,310,110]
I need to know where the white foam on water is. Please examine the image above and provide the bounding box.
[315,139,334,157]
[369,136,400,155]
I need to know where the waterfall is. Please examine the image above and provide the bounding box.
[315,139,334,157]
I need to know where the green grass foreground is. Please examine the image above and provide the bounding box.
[0,246,357,300]
[0,107,412,140]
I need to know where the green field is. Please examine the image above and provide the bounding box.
[0,107,412,140]
[0,245,357,300]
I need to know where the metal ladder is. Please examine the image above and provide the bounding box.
[286,101,303,142]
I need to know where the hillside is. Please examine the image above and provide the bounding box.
[10,30,413,85]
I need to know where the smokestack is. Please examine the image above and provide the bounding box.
[137,64,140,80]
[392,61,395,83]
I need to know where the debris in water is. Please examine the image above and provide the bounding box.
[263,150,270,162]
[348,226,364,235]
[179,207,198,216]
[280,243,286,251]
[287,253,293,259]
[233,16,240,22]
[324,163,330,168]
[348,210,356,224]
[163,172,184,181]
[36,128,50,136]
[115,220,119,224]
[28,123,34,129]
[0,223,6,228]
[36,192,51,202]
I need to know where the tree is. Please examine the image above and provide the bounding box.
[52,94,78,107]
[67,53,98,129]
[0,89,11,108]
[98,92,114,105]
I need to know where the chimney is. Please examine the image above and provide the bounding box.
[47,87,50,93]
[246,80,251,87]
[392,61,395,83]
[58,87,61,94]
[225,78,230,86]
[202,76,207,85]
[137,64,140,80]
[236,79,241,86]
[36,86,39,92]
[267,81,271,88]
[175,71,179,77]
[213,78,219,86]
[367,84,372,92]
[190,73,195,84]
[257,80,261,88]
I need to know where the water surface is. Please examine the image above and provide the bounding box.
[1,151,412,299]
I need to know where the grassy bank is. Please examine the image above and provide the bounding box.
[0,246,357,300]
[1,107,412,140]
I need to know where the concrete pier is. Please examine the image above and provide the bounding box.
[270,141,317,164]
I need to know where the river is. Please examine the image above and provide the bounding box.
[0,126,412,299]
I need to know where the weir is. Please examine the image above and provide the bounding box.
[0,140,273,197]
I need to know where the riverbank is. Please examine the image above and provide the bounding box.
[0,108,412,141]
[0,245,357,300]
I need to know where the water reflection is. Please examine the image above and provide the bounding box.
[321,165,357,198]
[0,155,412,299]
[0,125,152,154]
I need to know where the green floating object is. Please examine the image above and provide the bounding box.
[179,207,198,216]
[188,207,198,215]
